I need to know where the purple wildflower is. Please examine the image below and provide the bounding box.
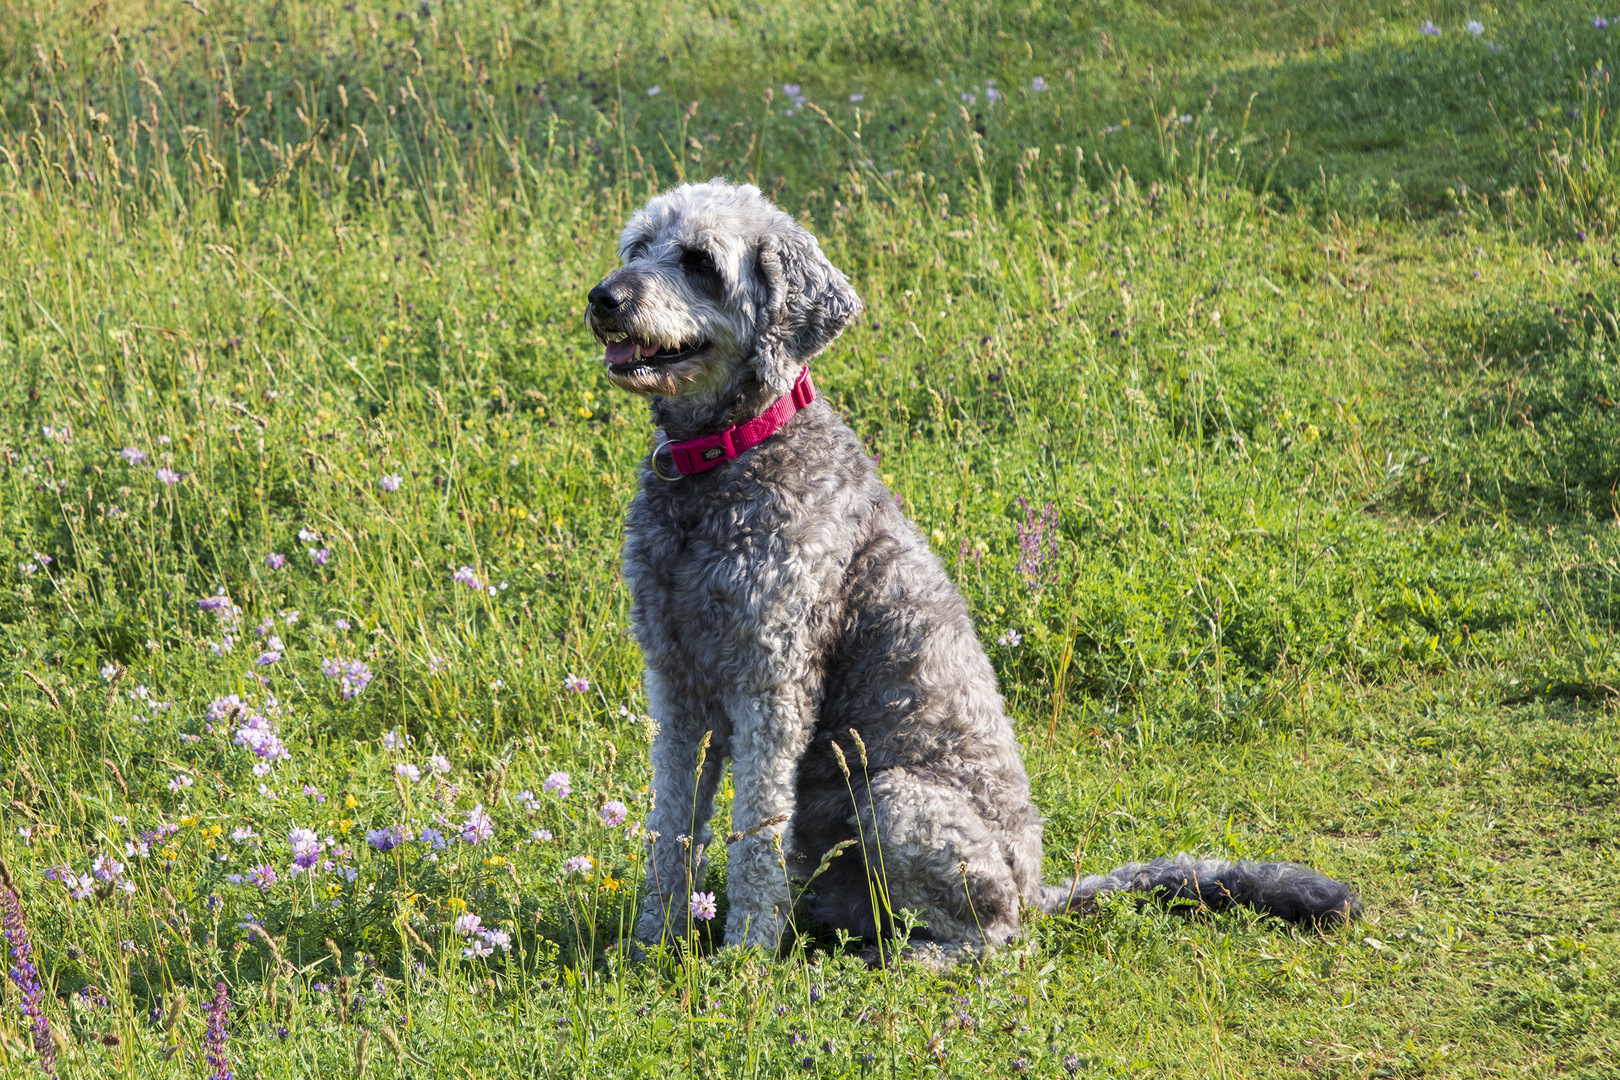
[1014,497,1061,591]
[563,856,593,876]
[689,891,717,921]
[309,548,330,566]
[460,924,511,957]
[419,827,447,851]
[54,869,93,902]
[1598,16,1611,29]
[379,474,402,492]
[599,801,629,828]
[288,828,322,874]
[563,674,589,693]
[204,982,233,1080]
[322,658,372,699]
[452,565,483,591]
[459,804,494,845]
[1419,19,1441,35]
[543,771,572,798]
[246,865,278,891]
[90,853,125,884]
[254,651,281,667]
[119,446,146,465]
[156,467,180,486]
[1,861,58,1075]
[232,708,289,775]
[264,553,287,570]
[366,826,405,853]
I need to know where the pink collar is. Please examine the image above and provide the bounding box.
[661,367,815,476]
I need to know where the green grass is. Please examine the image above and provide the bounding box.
[1,0,1619,1076]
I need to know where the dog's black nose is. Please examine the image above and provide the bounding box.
[588,283,623,310]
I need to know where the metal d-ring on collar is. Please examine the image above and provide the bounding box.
[650,435,683,482]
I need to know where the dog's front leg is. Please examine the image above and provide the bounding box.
[723,686,815,951]
[636,673,728,945]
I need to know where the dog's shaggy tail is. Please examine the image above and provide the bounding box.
[1041,853,1361,925]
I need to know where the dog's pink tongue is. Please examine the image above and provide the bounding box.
[604,340,637,366]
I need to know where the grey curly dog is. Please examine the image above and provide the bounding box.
[586,179,1359,964]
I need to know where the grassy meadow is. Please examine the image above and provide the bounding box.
[2,0,1620,1075]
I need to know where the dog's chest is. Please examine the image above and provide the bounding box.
[622,478,842,669]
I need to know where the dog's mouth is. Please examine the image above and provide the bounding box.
[601,336,707,375]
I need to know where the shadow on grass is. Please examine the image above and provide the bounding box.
[1378,291,1620,526]
[1102,12,1617,215]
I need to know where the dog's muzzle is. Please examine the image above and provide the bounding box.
[586,271,708,376]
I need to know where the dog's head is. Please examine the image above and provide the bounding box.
[586,181,862,401]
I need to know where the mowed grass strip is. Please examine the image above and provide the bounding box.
[0,1,1617,1077]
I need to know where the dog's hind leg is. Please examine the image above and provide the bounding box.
[818,769,1040,955]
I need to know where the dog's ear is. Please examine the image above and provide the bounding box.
[751,222,863,394]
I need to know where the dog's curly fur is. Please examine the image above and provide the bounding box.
[586,180,1360,961]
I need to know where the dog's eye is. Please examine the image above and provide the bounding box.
[681,248,717,275]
